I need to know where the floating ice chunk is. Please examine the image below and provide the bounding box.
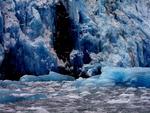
[27,107,49,113]
[20,71,75,82]
[100,67,150,88]
[73,67,150,88]
[20,75,40,82]
[107,98,130,104]
[0,89,46,104]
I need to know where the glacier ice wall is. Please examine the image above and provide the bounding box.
[0,0,58,79]
[81,0,150,67]
[0,0,149,79]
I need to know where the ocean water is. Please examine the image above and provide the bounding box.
[0,81,150,113]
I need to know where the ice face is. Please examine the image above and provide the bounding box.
[0,0,150,79]
[0,0,58,79]
[81,0,150,67]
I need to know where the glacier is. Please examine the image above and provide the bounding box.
[0,0,150,80]
[0,0,150,111]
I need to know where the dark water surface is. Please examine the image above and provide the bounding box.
[0,81,150,113]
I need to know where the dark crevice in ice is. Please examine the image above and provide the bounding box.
[53,2,90,79]
[0,49,22,80]
[0,1,94,80]
[53,1,74,62]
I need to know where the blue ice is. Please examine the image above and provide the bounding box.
[20,71,75,82]
[74,67,150,88]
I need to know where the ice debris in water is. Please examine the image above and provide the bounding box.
[20,71,75,82]
[0,89,46,104]
[73,67,150,88]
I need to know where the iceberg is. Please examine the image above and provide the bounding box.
[100,67,150,88]
[0,93,46,104]
[74,67,150,88]
[20,71,75,82]
[0,87,46,104]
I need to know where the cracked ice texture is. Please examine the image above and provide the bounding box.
[0,0,150,79]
